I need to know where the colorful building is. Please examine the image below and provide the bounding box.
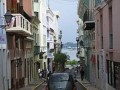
[95,0,120,90]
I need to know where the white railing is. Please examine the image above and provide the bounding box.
[7,14,32,36]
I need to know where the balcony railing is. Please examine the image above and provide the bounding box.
[83,9,94,22]
[34,46,40,55]
[7,14,32,36]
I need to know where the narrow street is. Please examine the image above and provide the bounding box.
[0,0,120,90]
[36,68,86,90]
[36,78,86,90]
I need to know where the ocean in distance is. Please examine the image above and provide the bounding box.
[61,48,79,61]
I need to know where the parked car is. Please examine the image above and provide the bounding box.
[45,72,77,90]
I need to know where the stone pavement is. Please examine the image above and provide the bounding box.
[76,75,100,90]
[19,78,46,90]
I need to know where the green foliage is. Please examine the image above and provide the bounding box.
[66,60,78,66]
[54,53,67,64]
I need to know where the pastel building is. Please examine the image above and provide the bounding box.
[33,0,47,79]
[4,0,38,89]
[95,0,120,90]
[77,0,95,84]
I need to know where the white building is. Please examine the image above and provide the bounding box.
[33,0,60,74]
[47,8,60,72]
[76,18,85,63]
[0,0,8,90]
[33,0,47,74]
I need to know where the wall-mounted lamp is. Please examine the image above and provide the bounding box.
[0,11,14,29]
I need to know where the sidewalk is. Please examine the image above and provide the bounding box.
[19,78,46,90]
[76,75,100,90]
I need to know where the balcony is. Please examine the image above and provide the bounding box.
[47,37,53,43]
[83,9,95,30]
[34,46,40,55]
[7,14,32,36]
[83,9,94,22]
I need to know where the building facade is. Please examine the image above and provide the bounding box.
[5,0,38,89]
[77,0,95,83]
[0,0,8,90]
[76,18,85,67]
[95,0,120,90]
[46,6,61,72]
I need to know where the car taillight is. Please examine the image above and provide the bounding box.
[45,85,48,90]
[73,86,77,90]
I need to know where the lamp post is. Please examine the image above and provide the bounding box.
[59,30,62,52]
[4,11,14,26]
[0,11,13,28]
[0,11,13,90]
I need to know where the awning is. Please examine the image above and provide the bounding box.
[83,21,95,30]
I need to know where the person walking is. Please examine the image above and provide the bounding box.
[38,68,41,79]
[80,67,84,81]
[39,69,42,79]
[47,71,52,80]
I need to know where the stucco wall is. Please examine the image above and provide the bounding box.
[23,0,32,16]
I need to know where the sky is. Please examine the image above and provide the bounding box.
[49,0,78,44]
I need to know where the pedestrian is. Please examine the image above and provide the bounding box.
[38,68,41,79]
[76,66,79,74]
[80,67,84,81]
[74,70,77,80]
[39,69,42,79]
[47,71,52,80]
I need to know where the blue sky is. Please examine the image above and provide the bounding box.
[49,0,78,44]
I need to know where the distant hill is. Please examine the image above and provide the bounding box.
[63,42,77,48]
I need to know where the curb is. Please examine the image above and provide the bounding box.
[77,80,87,90]
[32,79,46,90]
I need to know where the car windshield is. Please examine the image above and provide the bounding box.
[49,73,69,82]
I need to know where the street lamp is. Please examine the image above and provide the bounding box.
[0,11,13,90]
[4,11,13,26]
[0,11,13,28]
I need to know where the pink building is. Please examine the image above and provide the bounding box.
[95,0,120,90]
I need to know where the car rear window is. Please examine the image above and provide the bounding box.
[49,73,69,82]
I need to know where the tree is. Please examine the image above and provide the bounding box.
[66,60,78,66]
[54,53,67,71]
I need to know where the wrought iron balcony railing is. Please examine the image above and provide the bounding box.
[34,46,40,55]
[83,9,94,22]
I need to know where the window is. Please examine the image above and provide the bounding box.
[100,15,103,49]
[43,35,46,45]
[97,55,99,78]
[34,12,39,18]
[107,60,116,88]
[34,0,38,2]
[109,6,113,49]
